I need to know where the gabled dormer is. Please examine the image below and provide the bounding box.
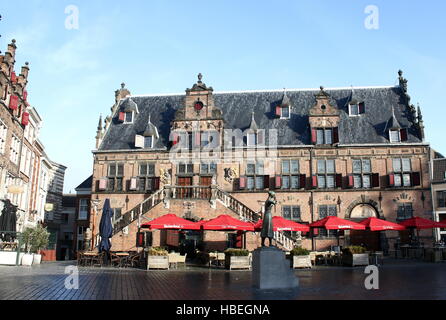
[275,90,291,119]
[118,98,139,124]
[246,112,264,147]
[309,86,340,145]
[171,74,224,150]
[385,107,408,143]
[346,88,365,116]
[135,115,159,149]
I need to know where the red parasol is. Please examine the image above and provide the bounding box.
[310,216,366,230]
[359,217,406,231]
[141,214,201,230]
[254,216,310,232]
[201,215,255,231]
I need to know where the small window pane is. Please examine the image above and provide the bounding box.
[282,176,290,189]
[125,112,133,123]
[353,160,362,173]
[363,175,371,188]
[144,136,153,148]
[201,164,209,174]
[393,159,402,172]
[140,164,147,176]
[283,206,291,220]
[256,162,264,175]
[138,178,145,191]
[354,175,362,188]
[326,160,335,174]
[325,129,333,145]
[291,160,299,174]
[247,164,255,175]
[402,159,411,172]
[350,104,359,116]
[403,174,411,187]
[291,176,299,189]
[282,161,290,174]
[109,164,116,176]
[390,130,400,142]
[362,160,371,173]
[317,130,324,145]
[247,177,255,190]
[328,205,337,217]
[281,107,290,118]
[292,207,301,221]
[317,160,326,173]
[319,205,327,219]
[255,176,264,189]
[326,175,335,188]
[210,163,217,173]
[318,176,326,189]
[117,165,124,176]
[395,174,402,187]
[187,164,194,173]
[179,164,185,174]
[148,164,155,176]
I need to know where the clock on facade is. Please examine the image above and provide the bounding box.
[194,101,204,111]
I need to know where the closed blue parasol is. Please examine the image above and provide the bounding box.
[98,199,113,253]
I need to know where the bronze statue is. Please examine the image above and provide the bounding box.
[261,191,277,247]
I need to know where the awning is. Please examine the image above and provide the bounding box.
[254,216,310,232]
[359,217,406,231]
[310,216,366,230]
[201,215,255,231]
[141,214,201,230]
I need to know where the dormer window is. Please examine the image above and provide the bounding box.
[144,136,153,148]
[348,102,365,116]
[312,127,339,145]
[247,132,257,146]
[124,111,133,123]
[389,128,408,143]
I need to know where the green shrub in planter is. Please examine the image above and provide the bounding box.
[148,247,168,256]
[224,249,249,256]
[21,225,49,254]
[342,246,366,255]
[290,247,310,256]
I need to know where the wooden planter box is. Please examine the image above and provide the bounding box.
[225,255,250,270]
[292,255,312,269]
[342,253,369,267]
[147,255,169,270]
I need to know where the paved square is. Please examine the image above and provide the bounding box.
[0,260,445,300]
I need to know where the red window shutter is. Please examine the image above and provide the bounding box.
[9,95,18,110]
[152,177,161,191]
[388,174,395,187]
[313,228,319,236]
[311,128,317,144]
[239,177,246,189]
[21,112,29,126]
[312,175,318,188]
[335,174,343,188]
[333,127,339,144]
[275,176,282,189]
[98,178,107,191]
[118,112,125,122]
[172,133,179,146]
[11,72,17,83]
[23,90,28,101]
[372,173,380,188]
[275,106,281,117]
[263,175,270,189]
[348,175,354,188]
[300,174,306,189]
[359,102,365,114]
[400,129,408,142]
[411,172,421,186]
[136,232,145,248]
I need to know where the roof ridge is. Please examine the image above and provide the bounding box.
[127,85,398,99]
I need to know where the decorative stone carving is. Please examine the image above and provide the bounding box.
[160,168,171,185]
[224,167,237,183]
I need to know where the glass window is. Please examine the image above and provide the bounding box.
[317,130,324,145]
[397,203,413,220]
[390,130,400,143]
[144,136,153,148]
[326,160,335,174]
[402,159,411,172]
[325,130,333,145]
[363,175,371,188]
[319,205,328,219]
[317,160,325,173]
[256,162,264,175]
[117,164,124,176]
[247,133,257,146]
[353,160,362,173]
[109,164,116,176]
[282,161,290,174]
[283,206,291,220]
[282,176,290,189]
[326,175,335,188]
[353,175,362,188]
[255,176,264,190]
[281,106,290,118]
[247,164,255,175]
[125,112,133,123]
[247,177,255,190]
[291,176,299,189]
[363,160,371,173]
[140,164,147,176]
[394,174,402,187]
[393,159,402,172]
[292,207,301,221]
[403,174,411,187]
[350,104,359,116]
[290,160,299,174]
[318,176,326,189]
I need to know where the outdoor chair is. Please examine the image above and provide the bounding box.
[177,253,187,267]
[90,252,105,267]
[129,251,144,268]
[168,253,179,269]
[216,253,225,267]
[110,252,121,267]
[208,252,218,267]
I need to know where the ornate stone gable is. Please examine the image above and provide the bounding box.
[309,86,340,128]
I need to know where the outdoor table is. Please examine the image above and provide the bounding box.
[369,252,384,266]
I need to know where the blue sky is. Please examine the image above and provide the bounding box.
[2,0,446,193]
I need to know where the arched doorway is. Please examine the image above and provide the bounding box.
[348,203,381,251]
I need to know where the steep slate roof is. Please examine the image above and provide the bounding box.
[99,86,422,151]
[75,175,93,190]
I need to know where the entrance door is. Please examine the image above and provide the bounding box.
[177,177,192,198]
[199,176,212,199]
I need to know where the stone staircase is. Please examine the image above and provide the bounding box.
[112,185,297,251]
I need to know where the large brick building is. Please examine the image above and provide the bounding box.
[89,72,433,254]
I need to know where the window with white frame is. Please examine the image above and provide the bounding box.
[389,129,401,143]
[139,162,156,191]
[352,159,372,188]
[124,111,134,124]
[317,159,336,189]
[144,136,153,148]
[281,160,300,189]
[316,128,333,145]
[280,106,290,119]
[0,120,7,154]
[78,199,89,220]
[393,158,412,187]
[10,135,20,164]
[246,162,265,190]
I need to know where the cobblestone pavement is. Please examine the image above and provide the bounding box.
[0,259,445,300]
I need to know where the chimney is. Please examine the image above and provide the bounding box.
[4,39,16,64]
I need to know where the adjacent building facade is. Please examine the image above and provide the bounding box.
[431,154,446,242]
[0,39,66,233]
[89,72,434,254]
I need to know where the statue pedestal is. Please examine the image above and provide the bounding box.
[252,246,299,290]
